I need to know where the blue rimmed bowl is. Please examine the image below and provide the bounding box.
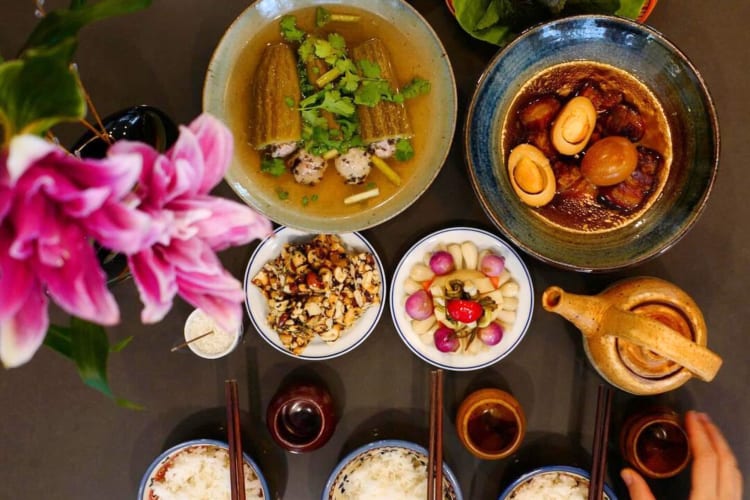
[390,227,533,371]
[244,226,386,360]
[465,15,719,272]
[498,465,618,499]
[322,439,463,499]
[137,439,270,499]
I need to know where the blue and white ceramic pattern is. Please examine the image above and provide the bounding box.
[322,439,463,500]
[465,15,719,272]
[498,465,618,499]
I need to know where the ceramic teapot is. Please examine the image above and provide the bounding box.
[542,277,722,395]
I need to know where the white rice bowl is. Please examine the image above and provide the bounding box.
[500,467,616,500]
[139,440,268,500]
[324,440,461,500]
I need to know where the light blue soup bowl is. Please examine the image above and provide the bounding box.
[465,15,719,272]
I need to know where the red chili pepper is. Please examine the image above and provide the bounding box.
[446,299,483,323]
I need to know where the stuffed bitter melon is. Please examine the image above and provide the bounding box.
[351,38,413,144]
[249,43,302,152]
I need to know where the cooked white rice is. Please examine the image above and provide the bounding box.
[329,446,456,500]
[145,444,264,500]
[507,471,609,500]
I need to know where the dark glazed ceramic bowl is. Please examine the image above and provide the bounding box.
[465,15,719,272]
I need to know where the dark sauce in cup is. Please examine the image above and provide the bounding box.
[276,400,323,445]
[466,403,519,453]
[636,421,690,475]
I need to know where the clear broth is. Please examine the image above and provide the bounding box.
[225,6,435,216]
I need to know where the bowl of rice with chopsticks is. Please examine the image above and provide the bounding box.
[138,439,269,500]
[322,439,462,500]
[498,465,617,500]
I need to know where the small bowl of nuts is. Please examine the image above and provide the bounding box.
[244,226,386,360]
[390,227,533,371]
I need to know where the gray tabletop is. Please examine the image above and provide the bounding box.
[1,1,748,499]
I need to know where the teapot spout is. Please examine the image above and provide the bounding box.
[542,286,722,382]
[542,286,610,338]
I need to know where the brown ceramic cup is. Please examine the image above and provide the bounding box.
[266,382,337,453]
[456,388,526,460]
[620,408,691,478]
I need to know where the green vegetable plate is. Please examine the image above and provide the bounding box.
[447,0,658,46]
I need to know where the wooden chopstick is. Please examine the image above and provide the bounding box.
[428,369,444,500]
[588,384,614,500]
[225,379,246,500]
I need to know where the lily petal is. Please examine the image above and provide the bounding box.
[6,135,58,183]
[176,268,245,333]
[0,279,49,368]
[128,247,178,323]
[37,225,120,325]
[170,196,272,250]
[188,114,233,193]
[0,229,34,320]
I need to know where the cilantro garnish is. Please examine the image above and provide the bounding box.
[283,96,295,108]
[395,139,414,161]
[261,157,287,177]
[279,15,305,42]
[275,187,289,200]
[401,78,431,99]
[315,7,331,27]
[301,193,320,206]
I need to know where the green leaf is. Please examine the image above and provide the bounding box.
[401,78,431,100]
[395,138,414,161]
[280,15,305,42]
[44,324,74,359]
[70,0,89,9]
[0,39,85,141]
[22,0,152,54]
[316,6,331,27]
[358,60,381,79]
[320,90,355,116]
[44,318,141,409]
[261,156,287,176]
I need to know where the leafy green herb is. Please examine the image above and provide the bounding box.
[365,181,377,190]
[301,193,319,206]
[355,80,393,107]
[276,187,290,200]
[261,157,286,176]
[401,78,431,100]
[358,59,381,79]
[395,139,414,161]
[283,96,295,108]
[280,15,305,42]
[316,6,332,27]
[452,0,639,46]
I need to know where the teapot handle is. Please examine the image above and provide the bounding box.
[599,307,722,382]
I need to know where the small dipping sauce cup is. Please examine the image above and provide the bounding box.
[266,382,337,453]
[183,308,242,359]
[620,408,691,478]
[456,388,526,460]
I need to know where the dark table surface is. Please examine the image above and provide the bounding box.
[1,1,748,499]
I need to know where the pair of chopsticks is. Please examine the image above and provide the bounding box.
[588,384,614,500]
[428,369,444,500]
[225,379,246,500]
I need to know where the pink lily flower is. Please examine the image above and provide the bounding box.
[0,136,154,368]
[109,114,271,333]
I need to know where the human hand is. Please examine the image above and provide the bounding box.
[621,411,743,500]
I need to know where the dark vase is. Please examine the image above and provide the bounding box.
[72,105,178,283]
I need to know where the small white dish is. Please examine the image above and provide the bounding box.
[244,226,386,360]
[183,308,242,359]
[390,227,534,371]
